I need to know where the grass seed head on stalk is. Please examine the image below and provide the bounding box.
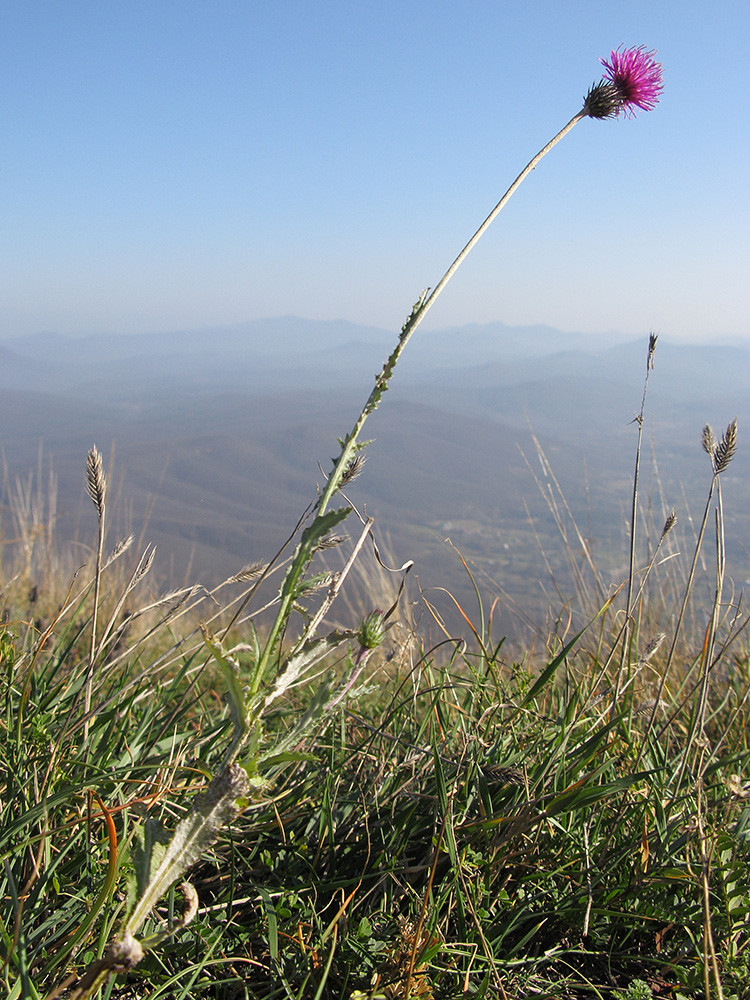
[702,424,717,457]
[339,452,367,488]
[712,418,738,474]
[86,445,106,520]
[229,561,269,583]
[633,699,667,718]
[703,419,738,474]
[130,543,157,588]
[661,509,677,538]
[317,532,348,551]
[105,534,135,568]
[640,632,666,664]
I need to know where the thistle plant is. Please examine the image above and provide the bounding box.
[59,45,664,997]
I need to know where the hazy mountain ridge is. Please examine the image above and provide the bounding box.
[0,317,629,397]
[5,316,748,404]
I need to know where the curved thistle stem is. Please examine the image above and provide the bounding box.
[252,110,588,691]
[320,111,586,519]
[407,112,586,349]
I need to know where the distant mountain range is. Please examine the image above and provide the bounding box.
[0,317,622,395]
[2,317,749,640]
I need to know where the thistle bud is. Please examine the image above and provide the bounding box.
[582,81,622,120]
[356,609,387,650]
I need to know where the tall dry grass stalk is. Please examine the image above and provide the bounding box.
[613,332,658,706]
[669,422,738,780]
[1,448,60,599]
[83,445,106,736]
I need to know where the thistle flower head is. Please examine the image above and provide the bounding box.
[584,45,663,119]
[602,45,663,116]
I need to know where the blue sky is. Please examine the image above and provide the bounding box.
[2,1,748,343]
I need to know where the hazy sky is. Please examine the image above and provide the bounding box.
[2,2,748,343]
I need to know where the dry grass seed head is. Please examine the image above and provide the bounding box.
[640,632,666,664]
[86,446,106,520]
[702,420,738,474]
[229,561,268,583]
[661,510,677,538]
[712,418,738,474]
[702,425,717,457]
[128,544,157,591]
[105,534,135,568]
[317,532,348,552]
[633,698,667,718]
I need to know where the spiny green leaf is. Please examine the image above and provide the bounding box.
[297,507,351,552]
[263,628,355,712]
[278,506,352,604]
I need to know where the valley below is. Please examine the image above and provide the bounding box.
[3,317,749,643]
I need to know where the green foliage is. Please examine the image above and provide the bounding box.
[5,457,750,997]
[614,980,653,1000]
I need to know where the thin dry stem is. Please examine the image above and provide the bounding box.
[614,333,658,708]
[84,446,107,735]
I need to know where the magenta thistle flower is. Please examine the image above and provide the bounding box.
[599,45,663,117]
